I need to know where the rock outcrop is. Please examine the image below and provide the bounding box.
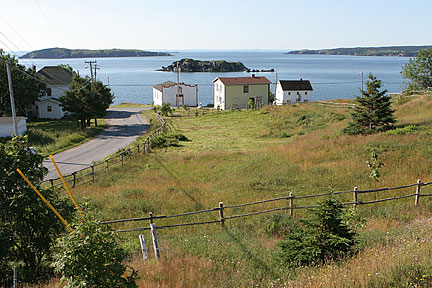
[159,58,248,72]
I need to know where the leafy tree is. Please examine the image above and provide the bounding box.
[344,73,395,134]
[0,50,47,116]
[53,214,137,288]
[0,136,75,283]
[278,198,357,267]
[367,149,384,182]
[401,48,432,90]
[61,73,114,129]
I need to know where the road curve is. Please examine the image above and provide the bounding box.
[44,107,150,180]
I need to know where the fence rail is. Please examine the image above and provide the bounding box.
[103,179,430,233]
[317,101,356,108]
[41,113,167,190]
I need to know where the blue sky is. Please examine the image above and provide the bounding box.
[1,0,432,51]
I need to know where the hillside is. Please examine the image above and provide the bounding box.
[70,95,432,287]
[20,48,172,59]
[286,45,432,57]
[159,58,248,72]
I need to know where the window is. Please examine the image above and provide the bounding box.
[243,85,249,93]
[288,92,291,95]
[47,105,52,112]
[305,92,308,95]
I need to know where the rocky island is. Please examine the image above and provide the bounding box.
[159,58,248,72]
[20,48,172,59]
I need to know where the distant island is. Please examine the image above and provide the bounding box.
[286,45,432,57]
[20,48,173,59]
[159,58,248,72]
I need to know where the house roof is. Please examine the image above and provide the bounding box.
[36,66,73,86]
[0,117,26,124]
[152,81,177,92]
[214,76,271,85]
[37,98,62,104]
[279,80,313,91]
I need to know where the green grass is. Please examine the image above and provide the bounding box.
[70,96,432,287]
[27,116,106,157]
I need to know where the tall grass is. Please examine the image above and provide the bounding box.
[70,96,432,287]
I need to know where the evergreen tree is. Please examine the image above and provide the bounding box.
[344,73,395,134]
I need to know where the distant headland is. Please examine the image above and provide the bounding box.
[286,45,432,57]
[20,48,173,59]
[159,58,274,72]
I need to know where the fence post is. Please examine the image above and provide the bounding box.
[149,212,160,260]
[139,235,149,261]
[91,165,95,182]
[128,148,131,161]
[121,153,124,167]
[415,179,421,206]
[218,202,225,228]
[353,187,358,207]
[72,172,77,188]
[50,179,54,190]
[289,192,293,216]
[106,159,109,173]
[137,143,140,153]
[13,266,17,288]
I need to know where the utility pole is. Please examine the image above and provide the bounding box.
[274,71,278,104]
[85,60,97,82]
[93,63,100,82]
[176,61,180,107]
[6,62,18,136]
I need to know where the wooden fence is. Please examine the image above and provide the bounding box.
[40,113,167,190]
[102,179,432,233]
[317,101,356,108]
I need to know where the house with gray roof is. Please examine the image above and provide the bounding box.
[33,66,73,119]
[152,81,198,107]
[275,79,313,105]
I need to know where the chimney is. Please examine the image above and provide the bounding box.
[251,74,255,78]
[300,78,303,81]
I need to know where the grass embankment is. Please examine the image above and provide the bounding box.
[71,96,432,287]
[27,117,106,157]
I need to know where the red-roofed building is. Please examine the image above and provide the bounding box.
[213,75,271,110]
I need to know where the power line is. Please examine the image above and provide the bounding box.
[34,0,66,47]
[0,57,91,92]
[0,15,35,52]
[0,31,34,67]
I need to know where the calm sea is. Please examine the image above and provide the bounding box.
[19,52,411,105]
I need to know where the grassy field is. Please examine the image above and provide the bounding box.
[69,96,432,287]
[27,117,106,157]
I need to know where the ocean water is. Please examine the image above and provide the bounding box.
[19,52,411,105]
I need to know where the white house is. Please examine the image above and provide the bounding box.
[152,81,198,107]
[214,75,271,110]
[0,117,27,138]
[33,66,73,119]
[275,79,313,105]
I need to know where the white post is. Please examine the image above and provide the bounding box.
[139,234,149,261]
[6,63,18,136]
[13,266,17,288]
[150,224,160,260]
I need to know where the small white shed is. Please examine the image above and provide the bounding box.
[35,98,65,119]
[152,81,198,107]
[0,117,27,138]
[276,79,313,105]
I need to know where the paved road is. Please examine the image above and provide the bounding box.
[44,107,150,180]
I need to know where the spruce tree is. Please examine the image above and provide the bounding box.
[344,73,395,134]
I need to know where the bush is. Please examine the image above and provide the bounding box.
[278,198,357,267]
[160,102,172,116]
[151,132,189,148]
[53,214,137,288]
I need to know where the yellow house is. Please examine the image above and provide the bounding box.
[213,75,271,110]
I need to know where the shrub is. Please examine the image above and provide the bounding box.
[383,125,418,135]
[151,132,189,148]
[278,198,357,267]
[160,102,172,116]
[53,214,137,288]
